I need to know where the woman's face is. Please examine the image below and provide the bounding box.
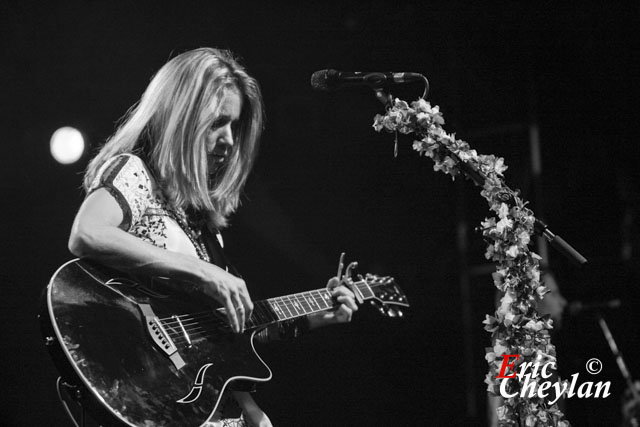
[205,88,243,176]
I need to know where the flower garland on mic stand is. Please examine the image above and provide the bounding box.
[373,98,570,427]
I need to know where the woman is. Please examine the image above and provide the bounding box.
[69,47,357,426]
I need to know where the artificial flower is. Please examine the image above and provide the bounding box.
[373,98,568,426]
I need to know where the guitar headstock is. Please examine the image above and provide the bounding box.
[358,274,410,318]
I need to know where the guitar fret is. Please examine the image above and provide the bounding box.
[295,293,312,314]
[286,297,298,318]
[290,295,304,315]
[304,293,320,311]
[319,290,332,308]
[312,290,331,310]
[285,295,301,316]
[277,297,293,319]
[282,296,297,317]
[310,291,322,309]
[242,275,401,331]
[351,282,366,302]
[269,299,287,320]
[356,282,374,299]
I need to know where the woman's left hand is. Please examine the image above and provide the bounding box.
[308,276,359,329]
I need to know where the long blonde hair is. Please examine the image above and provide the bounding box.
[84,48,264,228]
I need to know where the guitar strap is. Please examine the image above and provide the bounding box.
[200,225,242,278]
[200,220,309,341]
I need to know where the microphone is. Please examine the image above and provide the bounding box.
[568,299,622,316]
[311,69,425,91]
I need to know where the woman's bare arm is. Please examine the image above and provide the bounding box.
[69,188,252,333]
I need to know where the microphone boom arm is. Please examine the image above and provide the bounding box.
[450,151,587,266]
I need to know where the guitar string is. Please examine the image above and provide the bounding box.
[161,297,279,323]
[167,300,401,345]
[165,305,276,334]
[161,291,339,344]
[161,297,331,337]
[158,296,319,331]
[157,302,278,331]
[158,281,388,337]
[161,306,307,340]
[156,281,395,345]
[164,277,391,323]
[167,311,314,345]
[162,300,332,342]
[158,288,336,326]
[160,284,398,345]
[166,300,337,345]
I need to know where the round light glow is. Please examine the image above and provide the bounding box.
[50,127,85,164]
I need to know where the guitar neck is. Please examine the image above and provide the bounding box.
[245,281,374,330]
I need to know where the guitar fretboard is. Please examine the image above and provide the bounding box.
[154,273,403,348]
[246,281,374,329]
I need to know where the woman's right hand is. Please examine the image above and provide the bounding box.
[197,264,253,333]
[70,187,253,334]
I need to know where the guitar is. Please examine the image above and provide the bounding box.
[40,259,409,426]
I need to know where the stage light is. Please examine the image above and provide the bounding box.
[50,126,85,164]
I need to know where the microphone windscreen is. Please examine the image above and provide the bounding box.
[310,69,331,91]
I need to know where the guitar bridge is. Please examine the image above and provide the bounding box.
[138,304,185,370]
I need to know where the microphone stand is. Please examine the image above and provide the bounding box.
[598,315,639,426]
[371,85,584,424]
[371,87,588,266]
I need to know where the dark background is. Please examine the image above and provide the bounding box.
[2,1,639,425]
